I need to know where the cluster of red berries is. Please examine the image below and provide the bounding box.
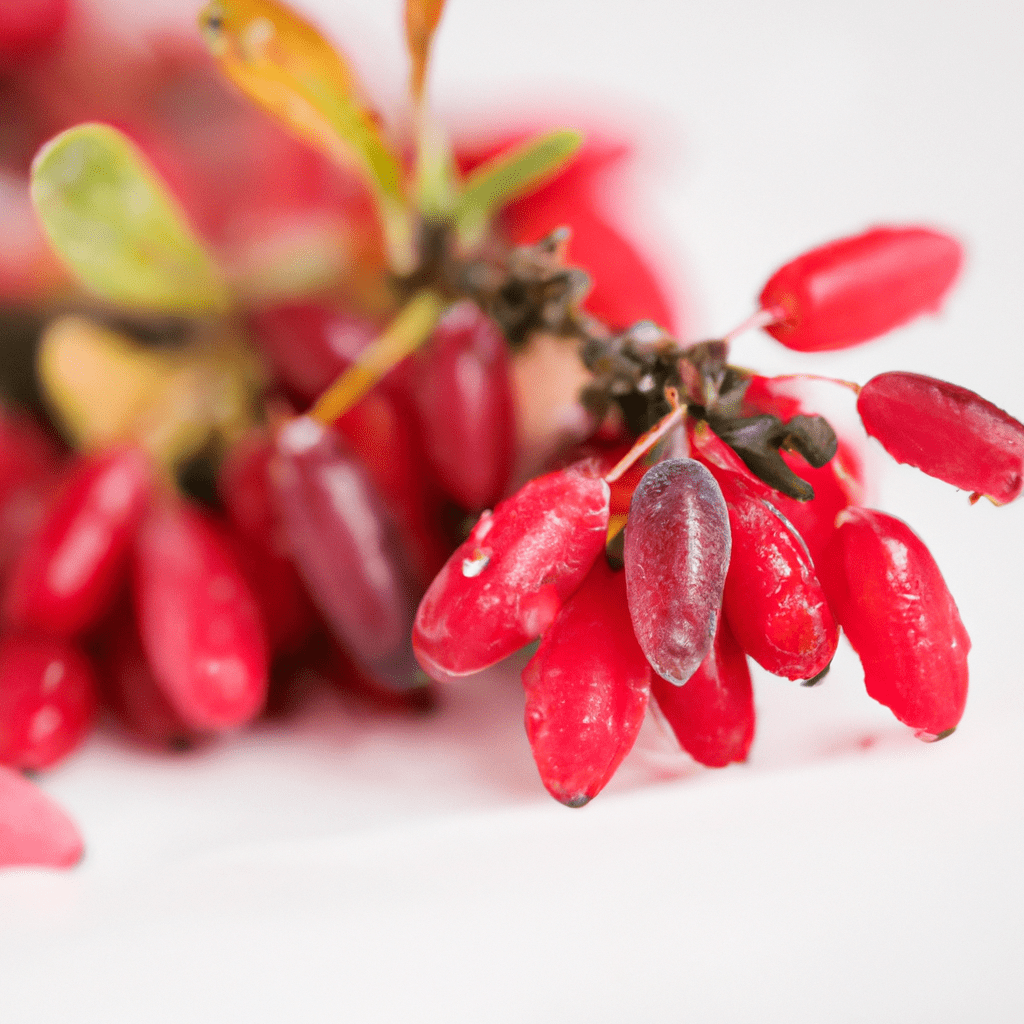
[2,0,1022,868]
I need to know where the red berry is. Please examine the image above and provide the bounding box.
[522,557,651,807]
[414,464,610,679]
[414,301,516,511]
[272,415,422,688]
[713,472,838,681]
[98,602,200,749]
[651,616,754,768]
[4,447,151,637]
[818,507,970,737]
[0,765,83,869]
[624,458,731,686]
[0,0,70,60]
[0,635,96,771]
[760,226,962,352]
[857,371,1024,504]
[132,495,269,731]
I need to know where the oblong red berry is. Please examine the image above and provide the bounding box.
[0,765,83,869]
[818,507,970,737]
[857,372,1024,504]
[760,226,962,352]
[414,301,516,511]
[522,558,651,807]
[4,447,152,637]
[623,458,731,686]
[715,474,838,680]
[133,496,269,731]
[413,465,610,679]
[0,635,97,771]
[651,616,754,768]
[272,415,422,688]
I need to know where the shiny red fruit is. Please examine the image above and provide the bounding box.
[522,557,651,807]
[132,496,269,731]
[714,472,838,681]
[0,635,96,771]
[414,464,610,679]
[0,765,83,869]
[272,415,422,688]
[4,447,151,637]
[857,371,1024,505]
[818,507,970,737]
[760,226,962,351]
[414,301,516,511]
[651,616,754,768]
[624,458,731,686]
[0,0,69,60]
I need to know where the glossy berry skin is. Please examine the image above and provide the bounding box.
[857,372,1024,504]
[414,301,516,511]
[99,603,201,749]
[272,415,422,688]
[0,0,69,60]
[760,226,962,352]
[414,465,610,680]
[522,557,651,807]
[651,617,754,768]
[624,458,731,686]
[132,496,269,732]
[4,447,151,638]
[0,765,83,869]
[818,507,970,737]
[0,635,96,771]
[714,473,838,680]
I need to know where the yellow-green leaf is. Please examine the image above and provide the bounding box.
[455,129,584,246]
[30,124,232,315]
[198,0,413,273]
[405,0,447,106]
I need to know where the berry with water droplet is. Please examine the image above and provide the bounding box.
[414,464,610,679]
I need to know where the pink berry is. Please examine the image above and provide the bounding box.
[522,557,651,807]
[651,616,754,768]
[132,495,269,731]
[0,765,83,869]
[0,635,96,771]
[857,371,1024,504]
[760,226,963,352]
[4,447,151,637]
[624,458,731,686]
[272,415,422,688]
[414,301,516,511]
[0,0,70,60]
[818,507,970,738]
[414,464,610,679]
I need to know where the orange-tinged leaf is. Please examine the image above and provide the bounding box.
[198,0,412,272]
[405,0,447,104]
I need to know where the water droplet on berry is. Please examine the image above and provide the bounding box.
[461,547,491,577]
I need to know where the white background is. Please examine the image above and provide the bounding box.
[2,0,1024,1020]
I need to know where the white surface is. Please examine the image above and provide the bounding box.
[4,0,1024,1020]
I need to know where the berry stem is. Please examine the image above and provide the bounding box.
[308,289,445,424]
[723,305,786,342]
[605,387,687,483]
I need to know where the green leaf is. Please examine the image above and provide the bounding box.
[30,124,232,314]
[198,0,413,273]
[455,129,583,245]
